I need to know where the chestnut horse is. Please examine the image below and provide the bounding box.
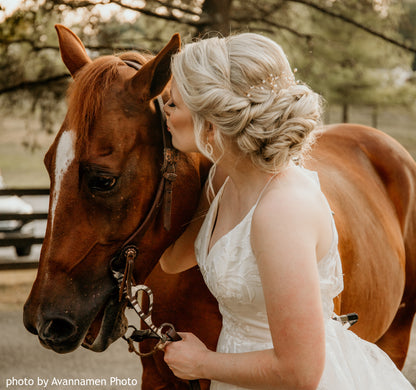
[24,25,416,389]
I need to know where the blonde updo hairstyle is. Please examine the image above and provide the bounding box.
[171,33,322,173]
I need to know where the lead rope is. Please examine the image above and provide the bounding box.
[117,249,181,352]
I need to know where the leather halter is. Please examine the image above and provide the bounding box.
[111,59,178,281]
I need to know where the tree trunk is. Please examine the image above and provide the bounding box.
[342,103,349,123]
[198,0,233,36]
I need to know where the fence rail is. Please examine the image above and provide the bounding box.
[0,188,50,196]
[0,188,49,270]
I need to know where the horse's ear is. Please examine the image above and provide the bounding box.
[129,33,181,101]
[55,24,92,78]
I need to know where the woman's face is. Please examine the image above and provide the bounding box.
[164,79,199,153]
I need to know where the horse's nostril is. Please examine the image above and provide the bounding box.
[25,322,39,336]
[40,318,77,344]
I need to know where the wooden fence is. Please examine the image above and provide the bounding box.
[0,188,49,270]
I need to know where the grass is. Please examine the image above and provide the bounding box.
[1,104,416,188]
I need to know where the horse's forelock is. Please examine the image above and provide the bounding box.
[66,52,152,146]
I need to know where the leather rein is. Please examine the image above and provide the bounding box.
[109,60,201,390]
[110,59,178,338]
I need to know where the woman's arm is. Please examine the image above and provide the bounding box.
[159,166,227,274]
[248,186,327,389]
[164,184,328,389]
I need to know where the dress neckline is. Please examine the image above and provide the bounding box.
[206,173,278,257]
[201,166,338,265]
[206,202,256,258]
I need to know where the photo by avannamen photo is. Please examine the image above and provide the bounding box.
[5,376,138,389]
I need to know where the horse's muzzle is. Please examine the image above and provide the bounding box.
[37,316,79,353]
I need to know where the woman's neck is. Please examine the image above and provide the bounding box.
[215,153,275,204]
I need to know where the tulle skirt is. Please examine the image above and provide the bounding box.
[209,320,414,389]
[318,320,413,389]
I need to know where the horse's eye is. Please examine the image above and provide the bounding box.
[88,175,118,192]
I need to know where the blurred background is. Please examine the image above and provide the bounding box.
[1,0,416,388]
[2,0,416,187]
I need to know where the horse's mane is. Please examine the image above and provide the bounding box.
[66,51,153,145]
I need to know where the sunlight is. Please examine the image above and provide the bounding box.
[0,0,139,23]
[0,0,23,13]
[0,0,24,21]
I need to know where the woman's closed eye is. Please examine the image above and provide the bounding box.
[164,99,176,115]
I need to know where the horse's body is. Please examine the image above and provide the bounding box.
[24,26,416,389]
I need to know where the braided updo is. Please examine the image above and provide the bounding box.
[171,33,322,173]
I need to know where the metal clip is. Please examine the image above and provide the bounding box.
[333,312,359,329]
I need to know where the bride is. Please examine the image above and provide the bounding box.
[160,32,413,389]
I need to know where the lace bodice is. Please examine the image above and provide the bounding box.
[196,200,272,352]
[195,169,343,349]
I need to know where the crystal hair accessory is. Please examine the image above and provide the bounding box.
[245,69,298,97]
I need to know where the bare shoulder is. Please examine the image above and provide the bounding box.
[254,167,326,225]
[251,167,332,261]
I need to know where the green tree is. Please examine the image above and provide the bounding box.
[1,0,416,135]
[288,1,416,123]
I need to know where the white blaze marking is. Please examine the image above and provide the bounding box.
[51,130,76,229]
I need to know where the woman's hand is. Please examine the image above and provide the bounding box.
[163,332,211,380]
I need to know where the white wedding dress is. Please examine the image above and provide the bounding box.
[194,167,414,390]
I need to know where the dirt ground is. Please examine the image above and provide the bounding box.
[0,269,415,389]
[0,270,142,390]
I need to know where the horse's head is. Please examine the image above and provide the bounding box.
[24,26,208,354]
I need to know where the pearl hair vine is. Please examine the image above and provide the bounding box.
[245,69,299,98]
